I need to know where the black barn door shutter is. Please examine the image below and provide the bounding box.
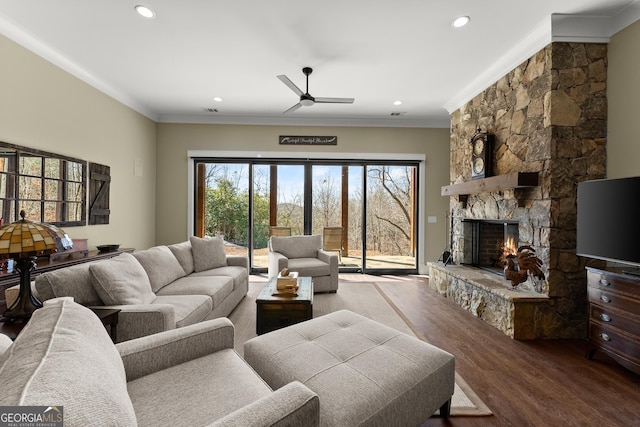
[89,163,110,225]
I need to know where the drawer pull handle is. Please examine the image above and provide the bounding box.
[600,313,611,322]
[600,295,611,303]
[599,278,610,286]
[600,333,611,342]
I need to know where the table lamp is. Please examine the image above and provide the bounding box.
[0,210,68,321]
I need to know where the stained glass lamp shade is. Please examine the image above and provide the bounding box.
[0,210,67,320]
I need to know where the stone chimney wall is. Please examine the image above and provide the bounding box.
[447,42,607,338]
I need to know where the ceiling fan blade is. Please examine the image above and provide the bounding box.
[277,75,304,97]
[283,102,303,114]
[314,97,355,104]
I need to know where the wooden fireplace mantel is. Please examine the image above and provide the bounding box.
[441,172,539,197]
[441,172,539,208]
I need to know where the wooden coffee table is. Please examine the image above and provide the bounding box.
[256,276,313,335]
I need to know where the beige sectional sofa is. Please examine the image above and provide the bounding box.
[0,298,319,426]
[32,236,248,342]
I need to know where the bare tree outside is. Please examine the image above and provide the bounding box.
[312,172,340,232]
[366,166,413,257]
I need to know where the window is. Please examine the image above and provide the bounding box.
[193,157,419,275]
[0,142,86,226]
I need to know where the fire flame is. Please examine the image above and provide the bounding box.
[501,236,517,258]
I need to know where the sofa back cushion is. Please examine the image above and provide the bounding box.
[0,298,137,427]
[189,236,227,272]
[168,240,195,275]
[35,263,103,306]
[133,246,186,293]
[270,235,322,259]
[89,253,155,305]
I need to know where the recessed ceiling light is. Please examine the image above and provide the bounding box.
[452,16,470,28]
[393,100,403,106]
[213,97,223,102]
[135,5,155,19]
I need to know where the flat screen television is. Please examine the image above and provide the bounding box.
[577,176,640,270]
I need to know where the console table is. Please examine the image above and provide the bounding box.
[0,248,133,307]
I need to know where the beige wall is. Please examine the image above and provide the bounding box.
[0,34,157,251]
[608,19,640,179]
[156,123,450,271]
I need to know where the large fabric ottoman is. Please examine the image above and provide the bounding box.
[244,309,455,426]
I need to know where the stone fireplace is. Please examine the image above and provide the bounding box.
[429,41,607,339]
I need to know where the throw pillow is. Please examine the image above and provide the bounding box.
[168,240,195,275]
[189,236,227,272]
[89,253,155,305]
[133,246,186,292]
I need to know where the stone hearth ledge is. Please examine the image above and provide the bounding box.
[428,262,549,339]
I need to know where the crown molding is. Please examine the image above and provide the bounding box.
[0,14,158,121]
[443,15,552,114]
[157,113,452,129]
[444,11,640,114]
[610,0,640,35]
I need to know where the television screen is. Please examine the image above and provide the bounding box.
[577,176,640,268]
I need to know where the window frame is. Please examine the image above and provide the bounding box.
[0,141,87,227]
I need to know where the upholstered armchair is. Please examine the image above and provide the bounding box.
[268,235,338,293]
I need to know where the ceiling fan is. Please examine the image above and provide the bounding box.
[277,67,354,114]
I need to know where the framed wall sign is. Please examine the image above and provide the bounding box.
[279,136,337,145]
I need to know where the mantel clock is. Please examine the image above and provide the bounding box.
[470,129,494,180]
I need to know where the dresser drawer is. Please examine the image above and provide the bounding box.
[587,269,640,298]
[588,287,640,314]
[590,304,640,334]
[589,322,640,368]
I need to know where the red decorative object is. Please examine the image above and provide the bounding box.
[503,245,545,287]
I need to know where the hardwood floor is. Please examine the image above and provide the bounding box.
[377,275,640,427]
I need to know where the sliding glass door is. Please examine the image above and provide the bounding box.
[194,162,250,259]
[251,163,305,269]
[364,165,416,270]
[194,158,418,274]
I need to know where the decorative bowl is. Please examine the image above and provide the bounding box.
[96,244,120,252]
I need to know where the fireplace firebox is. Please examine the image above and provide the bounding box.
[461,219,519,275]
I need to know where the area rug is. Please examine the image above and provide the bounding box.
[228,279,493,417]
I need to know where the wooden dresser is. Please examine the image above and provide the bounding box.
[586,266,640,375]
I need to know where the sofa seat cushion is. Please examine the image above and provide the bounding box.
[35,263,103,306]
[0,299,137,427]
[90,253,156,305]
[190,265,248,291]
[133,245,186,293]
[152,294,212,328]
[287,258,330,277]
[156,276,233,310]
[128,348,271,427]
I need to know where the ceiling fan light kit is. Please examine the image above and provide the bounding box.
[277,67,354,114]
